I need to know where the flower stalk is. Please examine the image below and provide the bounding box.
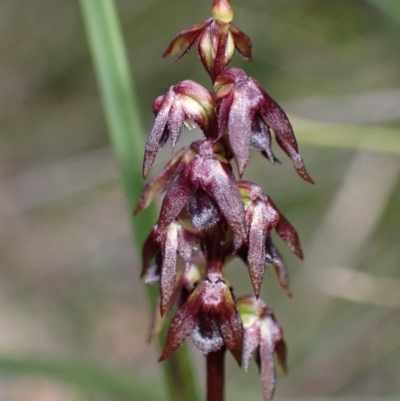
[207,348,226,401]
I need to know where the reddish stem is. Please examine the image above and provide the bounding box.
[207,348,226,401]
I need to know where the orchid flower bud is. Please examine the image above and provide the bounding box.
[212,0,233,23]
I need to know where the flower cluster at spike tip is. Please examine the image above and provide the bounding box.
[135,1,313,400]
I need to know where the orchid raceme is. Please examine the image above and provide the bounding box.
[135,1,313,400]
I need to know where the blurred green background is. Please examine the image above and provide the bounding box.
[1,0,400,400]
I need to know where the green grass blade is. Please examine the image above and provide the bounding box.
[78,1,200,401]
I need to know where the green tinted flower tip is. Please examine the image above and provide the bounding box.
[212,0,234,23]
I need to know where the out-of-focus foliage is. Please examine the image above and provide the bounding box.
[0,0,399,400]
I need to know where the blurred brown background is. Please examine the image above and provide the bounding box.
[1,0,400,400]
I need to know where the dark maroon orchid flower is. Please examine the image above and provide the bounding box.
[237,181,303,297]
[214,67,314,182]
[135,142,200,215]
[157,140,247,242]
[142,223,197,315]
[238,296,287,401]
[160,273,243,364]
[146,260,204,341]
[163,0,251,79]
[143,81,214,178]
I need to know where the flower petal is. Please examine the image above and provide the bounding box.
[275,339,287,374]
[255,81,314,183]
[250,115,279,164]
[229,81,264,176]
[217,286,244,365]
[214,23,235,78]
[198,23,216,78]
[193,152,247,241]
[163,20,210,59]
[144,264,160,285]
[158,163,198,232]
[275,213,303,259]
[168,100,185,149]
[227,90,252,175]
[141,227,160,278]
[135,147,187,215]
[188,189,221,231]
[243,323,260,371]
[177,226,194,262]
[248,203,268,297]
[265,236,292,297]
[259,319,277,401]
[175,80,215,113]
[275,134,314,184]
[216,91,234,139]
[230,23,252,61]
[175,80,215,133]
[159,290,201,361]
[160,222,180,314]
[143,91,175,178]
[180,95,208,133]
[191,315,225,355]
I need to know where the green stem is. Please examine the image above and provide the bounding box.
[78,1,199,401]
